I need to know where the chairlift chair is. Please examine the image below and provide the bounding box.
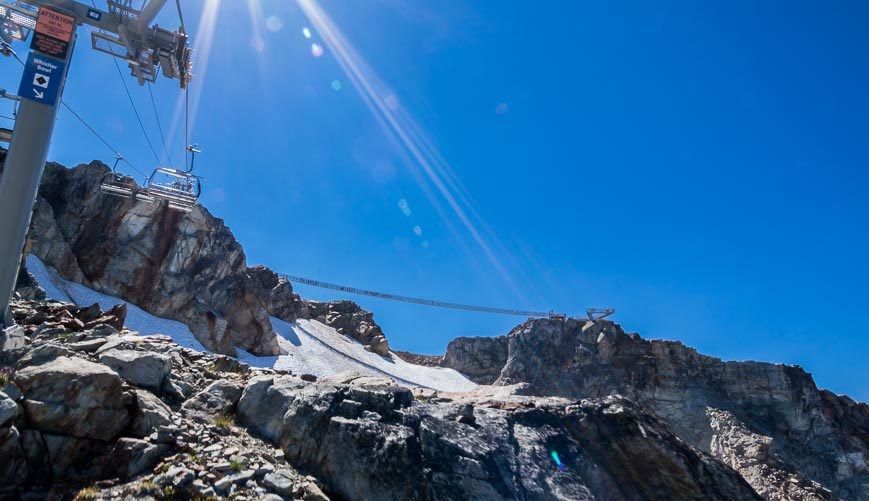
[98,155,154,202]
[143,144,202,213]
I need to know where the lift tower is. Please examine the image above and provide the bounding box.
[0,0,191,331]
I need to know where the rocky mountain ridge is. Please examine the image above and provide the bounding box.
[0,298,762,500]
[421,318,869,499]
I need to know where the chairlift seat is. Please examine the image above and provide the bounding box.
[99,172,137,199]
[99,171,156,203]
[145,166,200,211]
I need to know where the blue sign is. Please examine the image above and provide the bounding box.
[18,51,65,106]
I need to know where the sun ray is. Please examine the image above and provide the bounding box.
[296,0,526,301]
[245,0,269,84]
[187,0,221,139]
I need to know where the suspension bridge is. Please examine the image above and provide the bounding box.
[279,273,615,321]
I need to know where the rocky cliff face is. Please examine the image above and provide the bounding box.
[26,161,280,357]
[438,318,869,500]
[237,376,759,500]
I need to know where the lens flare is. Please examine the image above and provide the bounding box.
[302,27,312,38]
[398,198,412,216]
[310,42,325,57]
[296,0,525,299]
[331,80,342,91]
[550,451,565,471]
[266,16,283,32]
[384,94,400,111]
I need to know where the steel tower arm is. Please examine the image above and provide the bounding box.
[138,0,166,29]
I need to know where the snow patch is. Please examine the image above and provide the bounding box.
[26,255,206,352]
[26,255,477,392]
[238,317,477,392]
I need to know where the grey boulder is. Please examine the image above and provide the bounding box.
[98,348,171,391]
[110,438,168,479]
[182,380,244,418]
[130,390,173,437]
[14,356,130,440]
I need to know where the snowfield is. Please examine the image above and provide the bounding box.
[26,255,477,392]
[27,255,207,352]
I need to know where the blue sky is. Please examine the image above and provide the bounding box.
[2,0,867,401]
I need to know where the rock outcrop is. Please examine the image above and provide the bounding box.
[299,300,391,356]
[248,267,393,355]
[15,355,132,441]
[0,298,315,499]
[237,374,759,500]
[441,335,508,384]
[25,161,281,357]
[248,266,303,323]
[438,317,869,499]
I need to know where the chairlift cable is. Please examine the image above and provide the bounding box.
[146,82,172,164]
[173,0,192,171]
[60,102,148,178]
[175,0,186,33]
[2,40,144,177]
[184,84,190,170]
[111,56,162,166]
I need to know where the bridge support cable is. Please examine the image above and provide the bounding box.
[279,273,614,321]
[281,274,552,317]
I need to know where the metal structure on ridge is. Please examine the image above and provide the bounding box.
[0,0,193,329]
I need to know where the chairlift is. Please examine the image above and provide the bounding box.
[98,155,154,203]
[143,144,202,213]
